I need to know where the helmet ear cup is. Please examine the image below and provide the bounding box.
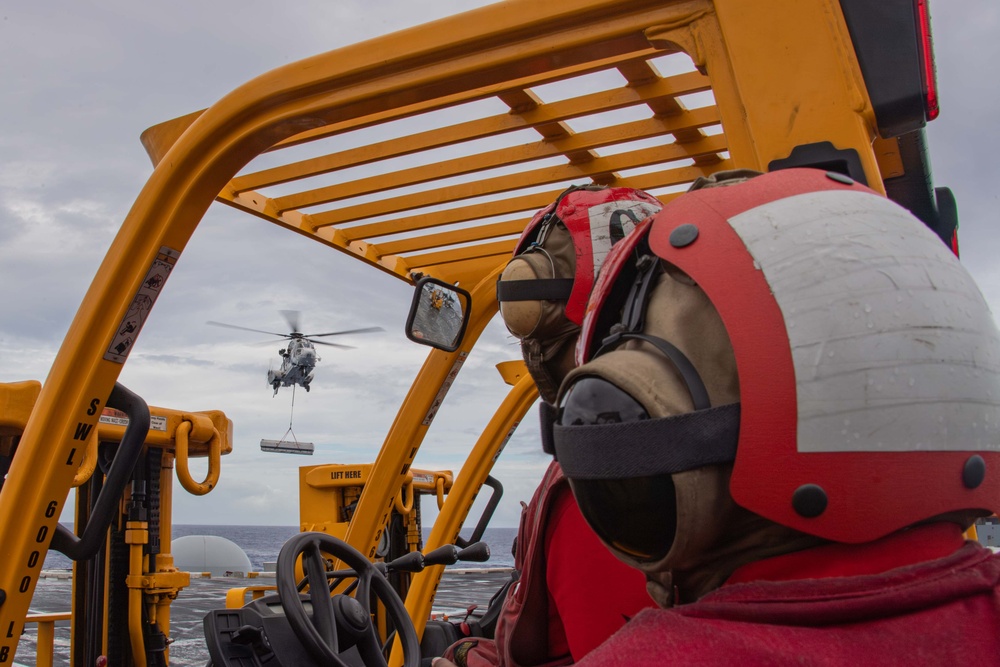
[498,222,578,401]
[498,219,576,340]
[498,258,544,337]
[560,376,679,561]
[560,375,649,425]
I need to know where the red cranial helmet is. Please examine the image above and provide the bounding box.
[497,185,662,402]
[548,168,1000,561]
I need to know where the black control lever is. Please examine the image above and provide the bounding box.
[387,541,491,572]
[422,545,460,566]
[456,542,491,563]
[456,476,502,548]
[386,551,425,573]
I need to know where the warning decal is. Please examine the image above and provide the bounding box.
[421,352,467,426]
[105,246,180,364]
[99,407,167,432]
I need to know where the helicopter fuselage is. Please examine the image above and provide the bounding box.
[268,338,318,395]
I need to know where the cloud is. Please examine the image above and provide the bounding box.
[130,354,215,368]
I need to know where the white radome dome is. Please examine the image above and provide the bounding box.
[172,535,253,577]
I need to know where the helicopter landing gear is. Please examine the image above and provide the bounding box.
[272,380,281,396]
[303,383,310,393]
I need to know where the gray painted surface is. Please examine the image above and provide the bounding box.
[977,518,1000,548]
[730,190,1000,453]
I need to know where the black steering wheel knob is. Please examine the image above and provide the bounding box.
[334,594,371,637]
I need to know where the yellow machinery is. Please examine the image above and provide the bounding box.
[0,0,953,664]
[0,381,231,665]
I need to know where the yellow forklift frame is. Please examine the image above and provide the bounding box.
[1,0,932,662]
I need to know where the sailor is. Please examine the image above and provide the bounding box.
[440,185,664,666]
[540,168,1000,664]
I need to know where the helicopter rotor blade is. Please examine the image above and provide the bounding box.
[305,326,385,338]
[251,339,287,347]
[207,321,289,338]
[280,310,302,334]
[309,340,356,349]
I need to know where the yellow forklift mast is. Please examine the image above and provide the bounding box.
[0,381,231,665]
[0,0,952,664]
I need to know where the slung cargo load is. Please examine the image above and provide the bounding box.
[260,439,315,456]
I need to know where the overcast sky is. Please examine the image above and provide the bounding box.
[1,1,998,531]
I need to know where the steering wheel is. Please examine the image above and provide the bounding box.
[276,531,421,667]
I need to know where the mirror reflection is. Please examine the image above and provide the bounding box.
[406,277,471,351]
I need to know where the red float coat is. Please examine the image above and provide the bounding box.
[577,523,1000,666]
[446,462,654,667]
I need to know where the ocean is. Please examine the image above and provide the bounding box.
[42,524,518,572]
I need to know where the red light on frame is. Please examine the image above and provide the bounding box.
[916,0,940,120]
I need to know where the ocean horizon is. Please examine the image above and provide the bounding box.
[43,524,518,572]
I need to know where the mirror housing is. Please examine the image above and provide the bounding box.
[405,277,471,352]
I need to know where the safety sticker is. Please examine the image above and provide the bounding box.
[100,407,167,432]
[422,352,467,426]
[492,422,519,463]
[105,246,180,363]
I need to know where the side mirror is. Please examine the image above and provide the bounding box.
[405,277,471,352]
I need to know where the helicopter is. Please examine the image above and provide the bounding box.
[207,310,383,396]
